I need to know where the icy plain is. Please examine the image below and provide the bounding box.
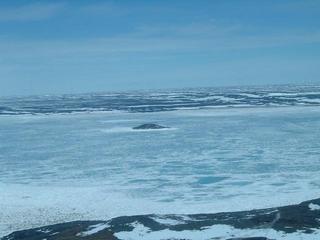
[1,105,320,236]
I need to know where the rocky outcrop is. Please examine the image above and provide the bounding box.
[132,123,168,130]
[2,198,320,240]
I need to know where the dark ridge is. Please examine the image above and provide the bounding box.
[2,198,320,240]
[132,123,169,130]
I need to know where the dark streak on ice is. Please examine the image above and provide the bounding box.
[1,85,320,115]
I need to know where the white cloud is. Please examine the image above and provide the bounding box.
[0,28,319,63]
[0,2,65,21]
[78,2,127,16]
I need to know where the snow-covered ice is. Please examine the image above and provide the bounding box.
[1,99,320,237]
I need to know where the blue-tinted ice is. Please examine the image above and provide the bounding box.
[1,86,320,236]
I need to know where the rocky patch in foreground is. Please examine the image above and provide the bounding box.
[2,198,320,240]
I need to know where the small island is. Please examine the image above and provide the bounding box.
[132,123,169,130]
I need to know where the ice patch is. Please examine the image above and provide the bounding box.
[114,223,320,240]
[100,127,137,133]
[239,93,260,98]
[191,96,237,102]
[36,229,51,234]
[100,119,141,123]
[77,223,110,237]
[300,98,320,103]
[309,203,320,211]
[150,216,186,226]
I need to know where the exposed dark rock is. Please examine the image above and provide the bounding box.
[132,123,168,130]
[227,238,271,240]
[2,198,320,240]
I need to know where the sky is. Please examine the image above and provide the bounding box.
[0,0,319,96]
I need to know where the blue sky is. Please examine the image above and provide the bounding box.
[0,0,319,96]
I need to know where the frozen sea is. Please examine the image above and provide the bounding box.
[1,85,320,237]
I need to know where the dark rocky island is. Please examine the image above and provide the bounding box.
[2,198,320,240]
[132,123,169,130]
